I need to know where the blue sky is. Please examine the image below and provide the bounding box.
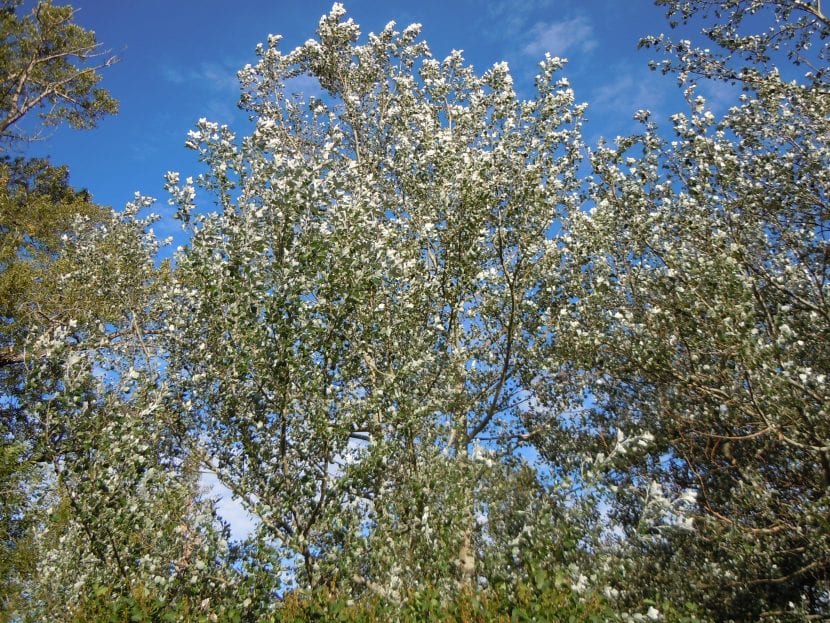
[15,0,736,216]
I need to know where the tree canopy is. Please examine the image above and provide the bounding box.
[0,1,119,618]
[0,0,117,144]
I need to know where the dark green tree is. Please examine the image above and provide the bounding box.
[0,3,117,618]
[0,0,117,145]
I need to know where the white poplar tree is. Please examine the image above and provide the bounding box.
[20,205,239,620]
[164,3,588,598]
[553,0,830,617]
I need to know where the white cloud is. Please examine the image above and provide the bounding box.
[477,0,556,39]
[160,60,248,125]
[200,471,259,541]
[160,66,186,84]
[522,16,597,59]
[161,61,240,94]
[576,67,672,143]
[590,67,667,121]
[699,79,741,112]
[284,74,323,99]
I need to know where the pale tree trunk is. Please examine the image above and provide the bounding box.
[457,522,476,588]
[451,347,476,589]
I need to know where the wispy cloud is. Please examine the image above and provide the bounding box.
[699,79,741,113]
[592,71,661,113]
[160,60,247,125]
[586,66,671,139]
[522,16,597,59]
[201,471,259,541]
[476,0,556,39]
[161,61,240,94]
[284,74,323,99]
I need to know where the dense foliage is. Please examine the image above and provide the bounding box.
[0,1,119,617]
[3,1,829,621]
[0,0,117,142]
